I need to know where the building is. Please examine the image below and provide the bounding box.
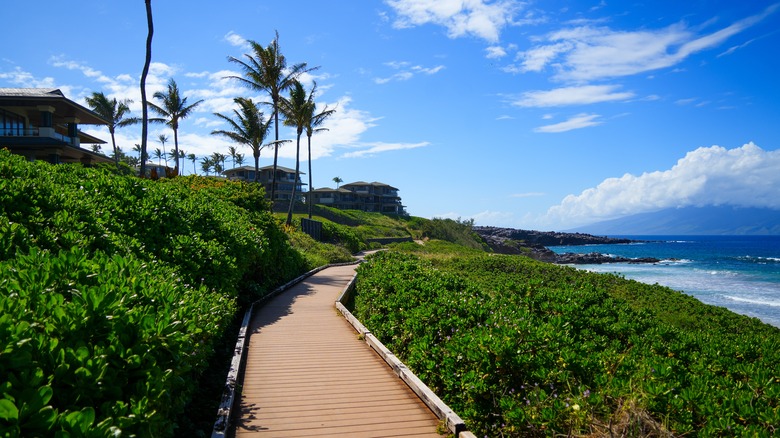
[222,165,306,201]
[0,88,112,165]
[309,181,406,214]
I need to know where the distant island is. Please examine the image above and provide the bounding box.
[473,226,661,264]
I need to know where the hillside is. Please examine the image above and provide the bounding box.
[571,206,780,235]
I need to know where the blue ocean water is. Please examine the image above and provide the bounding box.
[550,236,780,328]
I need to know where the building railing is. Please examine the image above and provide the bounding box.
[0,127,75,145]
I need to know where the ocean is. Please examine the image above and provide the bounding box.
[549,235,780,328]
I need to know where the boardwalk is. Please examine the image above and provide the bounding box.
[234,263,442,437]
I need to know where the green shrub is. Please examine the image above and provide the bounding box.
[354,250,780,437]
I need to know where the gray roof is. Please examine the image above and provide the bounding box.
[0,88,65,97]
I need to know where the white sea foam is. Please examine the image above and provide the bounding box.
[723,295,780,307]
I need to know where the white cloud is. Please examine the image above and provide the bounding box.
[224,31,249,49]
[544,142,780,227]
[0,66,56,88]
[485,45,507,58]
[385,0,522,43]
[513,84,634,107]
[511,192,545,198]
[374,61,445,84]
[517,4,779,82]
[534,113,601,133]
[340,141,429,158]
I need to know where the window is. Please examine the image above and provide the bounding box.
[1,109,25,136]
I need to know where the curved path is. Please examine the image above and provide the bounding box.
[233,262,442,437]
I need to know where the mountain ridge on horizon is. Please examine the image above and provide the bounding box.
[567,206,780,235]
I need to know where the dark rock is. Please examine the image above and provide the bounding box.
[473,226,658,265]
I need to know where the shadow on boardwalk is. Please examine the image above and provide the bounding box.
[232,263,441,437]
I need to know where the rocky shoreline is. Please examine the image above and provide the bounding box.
[473,226,661,265]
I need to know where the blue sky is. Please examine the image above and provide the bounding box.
[2,1,779,230]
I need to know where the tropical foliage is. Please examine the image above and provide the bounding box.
[84,92,138,168]
[353,248,780,437]
[148,78,203,175]
[0,150,308,436]
[211,97,272,182]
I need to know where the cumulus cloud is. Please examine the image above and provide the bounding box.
[544,143,780,227]
[515,3,779,82]
[534,113,601,133]
[385,0,522,42]
[513,84,634,107]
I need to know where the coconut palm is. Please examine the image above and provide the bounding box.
[211,152,227,175]
[187,153,197,175]
[158,134,168,166]
[176,149,186,173]
[235,153,245,167]
[84,92,138,168]
[279,81,310,226]
[153,148,163,166]
[333,176,343,188]
[227,31,315,206]
[200,156,214,176]
[148,78,203,175]
[140,0,154,178]
[302,83,336,218]
[227,145,239,169]
[211,97,272,182]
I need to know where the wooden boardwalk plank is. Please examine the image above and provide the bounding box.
[234,264,442,437]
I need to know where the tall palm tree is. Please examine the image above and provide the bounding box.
[235,153,245,167]
[227,145,238,169]
[187,153,197,175]
[227,31,315,206]
[140,0,154,178]
[211,152,225,175]
[333,176,343,188]
[176,149,186,173]
[158,134,168,166]
[91,144,102,153]
[302,83,336,218]
[84,92,138,168]
[148,78,203,175]
[211,97,272,182]
[153,148,163,166]
[279,81,310,226]
[200,156,214,176]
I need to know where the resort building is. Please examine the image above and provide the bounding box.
[309,181,405,214]
[0,88,112,165]
[222,165,306,202]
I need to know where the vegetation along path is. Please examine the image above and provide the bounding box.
[234,262,442,437]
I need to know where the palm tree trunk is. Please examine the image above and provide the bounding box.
[172,129,179,176]
[286,133,301,226]
[270,104,280,211]
[111,130,119,168]
[253,150,260,182]
[307,134,313,219]
[140,0,153,178]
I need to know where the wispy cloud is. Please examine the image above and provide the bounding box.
[374,61,445,84]
[385,0,523,43]
[513,3,779,82]
[511,192,545,198]
[513,84,634,107]
[341,141,429,158]
[544,142,780,226]
[223,31,249,49]
[534,113,602,133]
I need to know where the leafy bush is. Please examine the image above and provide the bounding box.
[0,150,308,436]
[353,250,780,437]
[417,218,488,250]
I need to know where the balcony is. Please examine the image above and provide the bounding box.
[0,127,77,146]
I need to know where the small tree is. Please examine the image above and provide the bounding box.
[333,176,343,188]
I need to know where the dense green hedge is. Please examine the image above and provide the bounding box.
[0,150,307,436]
[354,249,780,437]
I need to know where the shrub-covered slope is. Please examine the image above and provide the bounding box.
[0,150,308,436]
[354,246,780,437]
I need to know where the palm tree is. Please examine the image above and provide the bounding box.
[211,152,227,175]
[153,148,163,166]
[91,144,102,153]
[227,31,315,206]
[140,0,154,178]
[84,92,138,168]
[187,153,198,175]
[227,145,238,169]
[211,97,272,182]
[235,153,245,167]
[176,149,186,173]
[200,156,214,176]
[302,82,336,218]
[158,134,168,166]
[333,176,343,188]
[279,81,310,226]
[148,78,203,175]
